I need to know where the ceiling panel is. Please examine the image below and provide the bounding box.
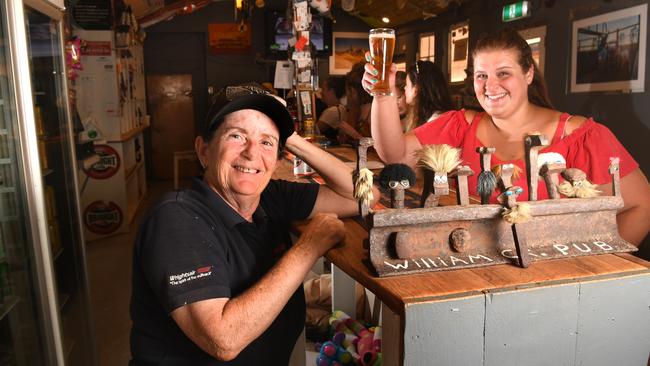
[130,0,466,29]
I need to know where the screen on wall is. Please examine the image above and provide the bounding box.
[265,10,332,59]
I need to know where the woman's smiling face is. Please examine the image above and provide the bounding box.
[473,48,533,119]
[198,109,280,203]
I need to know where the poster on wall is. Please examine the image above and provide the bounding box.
[208,23,252,54]
[570,4,647,93]
[329,32,368,75]
[71,0,112,30]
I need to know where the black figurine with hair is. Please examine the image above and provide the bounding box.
[379,164,416,190]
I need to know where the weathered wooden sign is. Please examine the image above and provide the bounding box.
[355,138,637,277]
[368,196,635,276]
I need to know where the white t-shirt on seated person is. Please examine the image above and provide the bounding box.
[318,105,348,129]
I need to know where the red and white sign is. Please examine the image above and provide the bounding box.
[81,41,112,56]
[84,200,123,235]
[84,144,120,179]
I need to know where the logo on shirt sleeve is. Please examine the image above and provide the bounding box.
[169,265,213,286]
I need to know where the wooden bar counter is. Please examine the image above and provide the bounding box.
[277,146,650,366]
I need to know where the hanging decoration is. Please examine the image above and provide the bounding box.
[115,6,144,47]
[65,36,84,80]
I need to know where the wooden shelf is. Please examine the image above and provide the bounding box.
[109,121,150,142]
[0,295,19,321]
[42,168,54,177]
[39,135,64,143]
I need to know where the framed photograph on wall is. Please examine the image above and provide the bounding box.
[329,32,368,75]
[570,4,647,93]
[448,22,469,84]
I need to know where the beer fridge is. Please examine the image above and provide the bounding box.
[0,0,96,364]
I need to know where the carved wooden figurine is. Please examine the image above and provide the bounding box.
[498,164,532,268]
[476,147,497,204]
[524,133,549,201]
[537,152,566,200]
[559,168,600,198]
[417,144,461,208]
[354,138,375,220]
[389,180,409,209]
[379,164,417,209]
[453,165,474,206]
[609,157,621,197]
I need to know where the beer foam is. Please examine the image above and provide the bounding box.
[370,32,395,39]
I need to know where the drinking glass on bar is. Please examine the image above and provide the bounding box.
[368,28,395,96]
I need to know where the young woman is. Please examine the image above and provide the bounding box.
[363,28,650,246]
[393,70,410,131]
[402,60,454,131]
[343,61,373,140]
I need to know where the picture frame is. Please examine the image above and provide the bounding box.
[570,4,647,93]
[448,22,469,84]
[329,32,368,75]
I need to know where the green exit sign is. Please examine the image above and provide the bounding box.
[502,1,531,22]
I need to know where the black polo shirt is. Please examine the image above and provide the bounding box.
[130,178,319,365]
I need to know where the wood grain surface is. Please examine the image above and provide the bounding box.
[283,145,650,316]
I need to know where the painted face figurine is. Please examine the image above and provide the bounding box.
[559,168,601,198]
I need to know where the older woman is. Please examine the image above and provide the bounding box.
[363,28,650,247]
[130,85,376,365]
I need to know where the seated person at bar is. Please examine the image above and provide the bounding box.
[317,75,348,143]
[130,85,378,364]
[337,62,372,143]
[362,28,650,246]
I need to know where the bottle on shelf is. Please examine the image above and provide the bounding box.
[301,117,317,140]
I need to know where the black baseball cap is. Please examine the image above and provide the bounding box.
[203,84,294,144]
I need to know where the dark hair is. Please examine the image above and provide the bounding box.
[406,60,454,126]
[472,28,553,109]
[346,61,373,105]
[395,71,407,92]
[324,75,346,99]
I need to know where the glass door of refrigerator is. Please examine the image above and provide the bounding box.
[24,5,95,365]
[0,2,48,365]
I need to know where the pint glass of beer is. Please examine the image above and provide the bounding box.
[368,28,395,96]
